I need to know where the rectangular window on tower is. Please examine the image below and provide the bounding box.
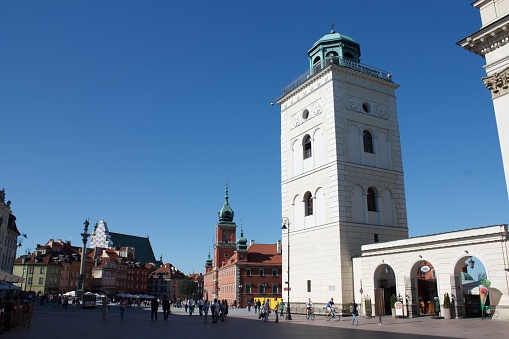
[246,268,251,276]
[307,280,312,292]
[272,284,278,294]
[246,284,251,294]
[259,269,265,276]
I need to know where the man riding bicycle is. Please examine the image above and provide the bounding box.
[306,298,313,319]
[326,298,335,316]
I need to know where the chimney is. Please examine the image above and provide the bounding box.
[277,240,282,254]
[250,240,255,246]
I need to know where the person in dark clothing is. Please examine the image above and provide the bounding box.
[162,296,171,321]
[151,298,159,321]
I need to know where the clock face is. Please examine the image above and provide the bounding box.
[223,229,231,238]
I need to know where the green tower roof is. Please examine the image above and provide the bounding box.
[308,31,356,53]
[218,177,234,222]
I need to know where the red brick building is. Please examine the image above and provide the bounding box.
[203,182,282,307]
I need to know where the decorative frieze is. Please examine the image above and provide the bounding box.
[483,67,509,98]
[345,94,387,119]
[290,99,322,130]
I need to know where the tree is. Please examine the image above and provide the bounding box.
[178,277,197,299]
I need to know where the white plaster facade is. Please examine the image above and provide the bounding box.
[353,225,509,320]
[278,34,408,310]
[458,0,509,200]
[90,220,113,249]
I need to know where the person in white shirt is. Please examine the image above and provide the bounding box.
[306,298,313,319]
[198,298,204,316]
[188,298,195,316]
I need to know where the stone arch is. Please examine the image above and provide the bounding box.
[409,259,440,317]
[314,187,325,226]
[376,130,390,169]
[292,194,304,231]
[348,123,361,164]
[292,139,302,177]
[380,188,394,226]
[351,184,364,223]
[362,126,376,167]
[373,263,397,315]
[313,128,324,167]
[452,253,490,318]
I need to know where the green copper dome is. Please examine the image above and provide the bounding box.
[205,250,213,267]
[308,31,356,52]
[218,178,234,222]
[308,29,361,71]
[236,224,248,251]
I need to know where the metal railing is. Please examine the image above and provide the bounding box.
[275,56,392,103]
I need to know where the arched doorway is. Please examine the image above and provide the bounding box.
[373,264,396,315]
[410,260,438,316]
[453,255,488,318]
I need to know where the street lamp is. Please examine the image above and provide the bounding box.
[21,247,32,291]
[77,219,90,302]
[282,217,292,320]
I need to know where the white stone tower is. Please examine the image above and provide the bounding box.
[277,30,409,309]
[458,1,509,201]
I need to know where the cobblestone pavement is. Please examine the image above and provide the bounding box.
[4,303,509,339]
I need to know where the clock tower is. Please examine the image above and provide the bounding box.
[213,179,237,270]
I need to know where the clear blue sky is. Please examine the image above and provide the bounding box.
[2,1,507,275]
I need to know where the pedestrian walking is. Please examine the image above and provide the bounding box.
[262,300,270,322]
[102,297,109,320]
[188,297,195,315]
[198,297,204,316]
[119,298,127,320]
[247,298,251,312]
[219,300,226,322]
[275,300,279,322]
[212,299,220,323]
[279,299,285,317]
[151,297,159,321]
[350,300,359,325]
[162,296,170,321]
[203,300,210,323]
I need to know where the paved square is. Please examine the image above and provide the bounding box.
[5,303,509,339]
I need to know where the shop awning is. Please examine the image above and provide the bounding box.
[0,270,23,283]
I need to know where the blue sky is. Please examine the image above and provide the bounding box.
[1,1,507,275]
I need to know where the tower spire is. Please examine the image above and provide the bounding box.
[218,177,234,222]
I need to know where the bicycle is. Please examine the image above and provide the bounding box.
[306,307,315,321]
[325,307,340,322]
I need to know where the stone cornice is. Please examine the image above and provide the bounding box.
[458,14,509,57]
[482,66,509,98]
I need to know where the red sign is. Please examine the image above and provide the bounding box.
[283,287,291,291]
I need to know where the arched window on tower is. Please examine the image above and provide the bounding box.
[312,56,321,73]
[367,187,377,212]
[304,191,313,216]
[326,51,339,65]
[344,51,354,60]
[303,135,312,159]
[363,130,374,153]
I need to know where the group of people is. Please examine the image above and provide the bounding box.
[102,294,360,325]
[322,297,359,325]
